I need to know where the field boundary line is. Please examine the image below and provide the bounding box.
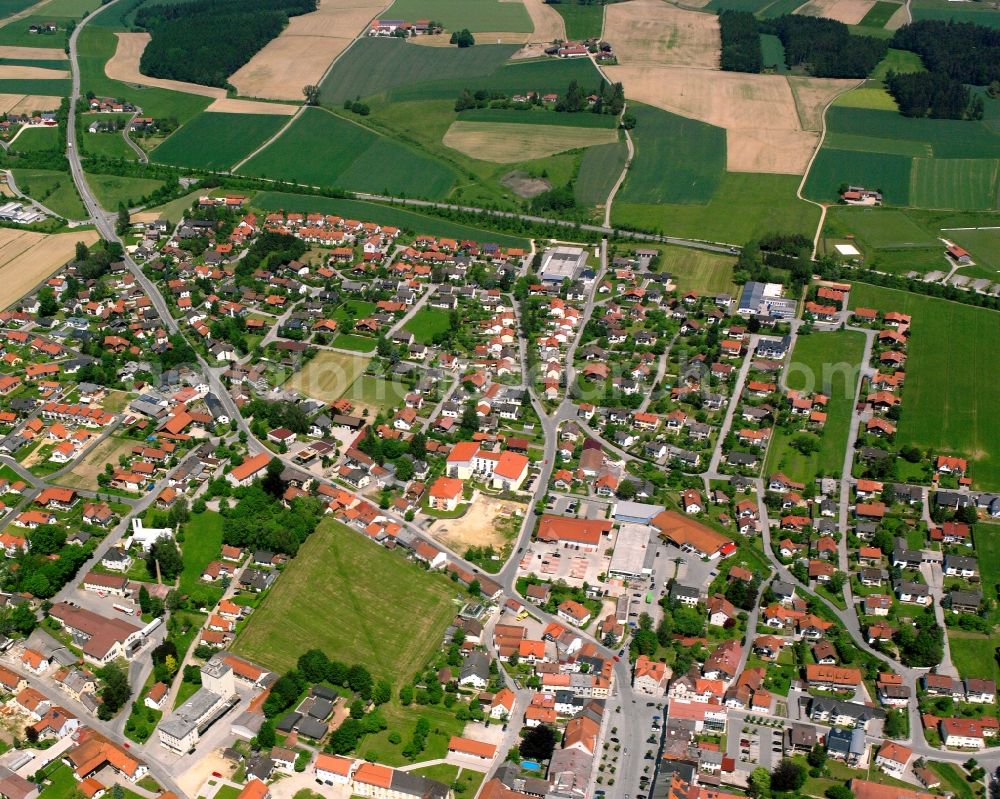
[229,104,306,172]
[795,76,864,258]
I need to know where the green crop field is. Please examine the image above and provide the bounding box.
[233,519,460,677]
[909,158,1000,211]
[404,307,451,344]
[910,0,1000,27]
[319,38,517,104]
[151,112,288,171]
[85,173,164,209]
[0,78,69,94]
[616,172,820,243]
[575,139,626,208]
[804,148,912,205]
[551,2,604,39]
[848,282,1000,488]
[765,330,866,486]
[833,88,897,111]
[0,57,67,70]
[384,0,532,31]
[385,55,604,103]
[82,130,137,159]
[239,107,456,199]
[826,208,939,249]
[826,107,1000,158]
[858,1,900,27]
[9,126,59,153]
[823,132,928,157]
[705,0,771,11]
[456,107,618,128]
[10,168,85,218]
[76,25,210,125]
[618,104,725,205]
[252,191,529,246]
[0,0,38,15]
[40,0,103,15]
[760,0,806,16]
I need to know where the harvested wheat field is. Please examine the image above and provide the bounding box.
[230,0,385,100]
[884,3,909,29]
[604,0,719,68]
[608,64,824,173]
[796,0,875,23]
[787,75,859,130]
[106,33,225,98]
[523,0,566,42]
[0,94,61,114]
[0,228,99,311]
[443,120,618,162]
[0,65,68,79]
[206,97,298,115]
[0,45,66,60]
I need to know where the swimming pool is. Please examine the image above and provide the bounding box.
[521,761,541,771]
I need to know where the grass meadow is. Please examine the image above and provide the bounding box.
[9,125,59,152]
[239,107,456,199]
[658,246,739,295]
[10,168,85,218]
[615,172,821,243]
[848,282,1000,489]
[285,350,370,404]
[151,112,288,171]
[343,374,409,416]
[551,2,604,39]
[232,519,460,677]
[86,173,164,208]
[251,191,530,246]
[177,511,224,607]
[318,38,517,105]
[404,307,452,344]
[765,330,866,486]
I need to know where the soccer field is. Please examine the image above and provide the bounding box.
[849,282,1000,489]
[232,519,461,677]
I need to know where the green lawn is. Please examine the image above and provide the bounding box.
[251,191,529,247]
[331,333,377,353]
[10,168,86,218]
[948,630,1000,684]
[232,518,462,678]
[239,107,456,200]
[550,2,604,39]
[85,172,164,209]
[38,765,78,799]
[404,307,451,344]
[151,112,290,171]
[575,138,627,208]
[615,172,820,243]
[178,511,224,607]
[765,331,866,486]
[343,373,410,414]
[848,283,1000,489]
[385,0,531,31]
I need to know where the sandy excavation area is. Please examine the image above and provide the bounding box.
[106,33,226,98]
[796,0,876,24]
[206,97,298,115]
[429,495,524,553]
[608,64,855,173]
[0,65,68,79]
[0,93,62,114]
[0,45,66,60]
[0,229,99,311]
[604,0,719,68]
[229,0,386,100]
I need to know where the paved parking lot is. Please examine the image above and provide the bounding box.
[518,542,609,586]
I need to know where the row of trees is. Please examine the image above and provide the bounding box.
[718,11,762,74]
[136,0,317,87]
